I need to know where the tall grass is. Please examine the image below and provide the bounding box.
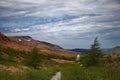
[60,65,120,80]
[0,69,57,80]
[0,65,120,80]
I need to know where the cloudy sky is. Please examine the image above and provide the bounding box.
[0,0,120,49]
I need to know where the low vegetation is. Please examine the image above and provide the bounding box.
[0,65,120,80]
[0,68,57,80]
[0,37,120,80]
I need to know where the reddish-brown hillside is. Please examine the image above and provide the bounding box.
[0,32,30,51]
[9,36,70,54]
[0,32,70,55]
[0,32,11,43]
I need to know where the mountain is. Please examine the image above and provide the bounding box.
[0,32,32,51]
[68,48,89,53]
[0,32,76,72]
[0,32,69,54]
[104,46,120,54]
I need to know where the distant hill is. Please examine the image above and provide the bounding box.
[104,46,120,54]
[68,47,120,54]
[0,32,76,72]
[0,32,70,54]
[68,48,89,53]
[0,32,28,51]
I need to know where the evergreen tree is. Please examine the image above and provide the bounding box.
[25,47,41,69]
[81,37,103,67]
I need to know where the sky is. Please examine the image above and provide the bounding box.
[0,0,120,49]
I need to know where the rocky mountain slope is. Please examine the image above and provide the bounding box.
[0,32,30,51]
[0,32,69,54]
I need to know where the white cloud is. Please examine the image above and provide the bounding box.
[1,0,120,48]
[0,0,119,17]
[13,28,30,32]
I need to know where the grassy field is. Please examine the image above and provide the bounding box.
[0,65,120,80]
[61,65,120,80]
[0,47,120,80]
[0,69,57,80]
